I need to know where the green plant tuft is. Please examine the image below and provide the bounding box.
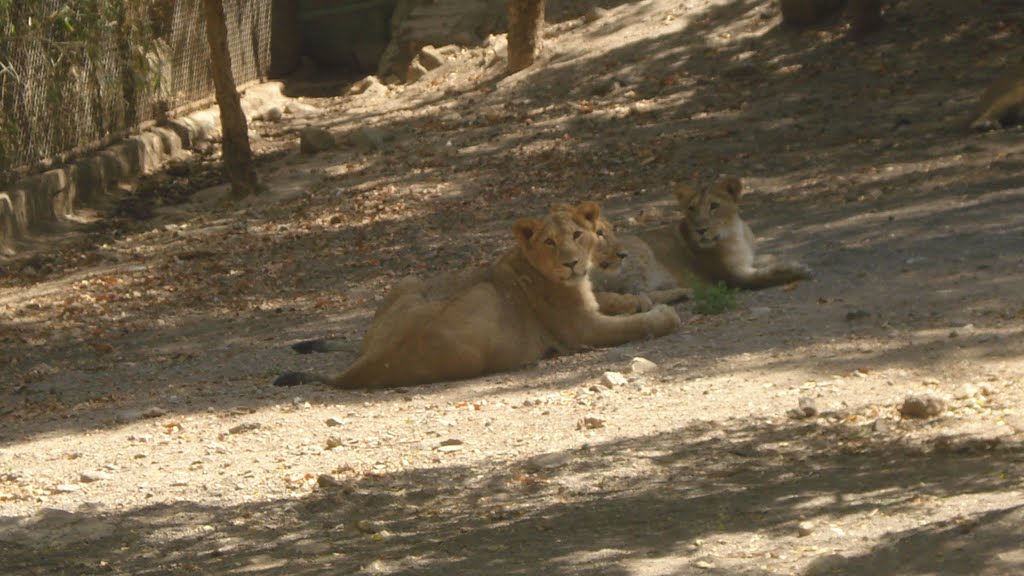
[691,278,739,315]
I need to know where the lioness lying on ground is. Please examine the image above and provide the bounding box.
[590,177,810,299]
[275,203,681,389]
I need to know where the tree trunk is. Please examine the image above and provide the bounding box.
[507,0,545,73]
[202,0,261,198]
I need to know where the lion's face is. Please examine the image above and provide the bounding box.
[550,203,626,274]
[676,177,743,249]
[514,204,600,285]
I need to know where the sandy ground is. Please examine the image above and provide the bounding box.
[2,0,1023,574]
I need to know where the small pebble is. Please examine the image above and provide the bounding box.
[228,422,261,435]
[798,397,818,417]
[797,520,815,537]
[357,519,385,534]
[80,470,113,483]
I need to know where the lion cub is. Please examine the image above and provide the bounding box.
[275,203,680,390]
[591,177,810,299]
[550,203,691,315]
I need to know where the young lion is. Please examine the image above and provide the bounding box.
[591,177,811,298]
[550,203,690,315]
[275,203,680,390]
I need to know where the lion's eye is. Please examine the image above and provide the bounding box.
[710,202,720,211]
[573,230,583,240]
[688,204,697,212]
[544,238,556,247]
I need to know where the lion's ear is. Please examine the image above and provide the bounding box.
[513,218,540,248]
[575,201,601,227]
[673,182,697,206]
[716,177,743,202]
[549,202,573,213]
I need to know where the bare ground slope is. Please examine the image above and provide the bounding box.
[1,0,1023,574]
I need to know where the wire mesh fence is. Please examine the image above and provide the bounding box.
[0,0,272,188]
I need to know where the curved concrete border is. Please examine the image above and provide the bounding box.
[0,82,286,255]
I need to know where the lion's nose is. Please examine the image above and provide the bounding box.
[564,260,579,270]
[695,227,709,237]
[617,251,628,260]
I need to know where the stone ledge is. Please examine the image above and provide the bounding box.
[0,82,285,255]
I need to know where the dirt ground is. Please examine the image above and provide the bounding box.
[2,0,1024,574]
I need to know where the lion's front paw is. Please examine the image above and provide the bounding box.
[636,294,654,312]
[646,304,681,336]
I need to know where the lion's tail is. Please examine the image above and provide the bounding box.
[327,353,414,390]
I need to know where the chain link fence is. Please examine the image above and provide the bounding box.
[0,0,272,188]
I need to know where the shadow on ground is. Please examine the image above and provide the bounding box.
[2,413,1021,575]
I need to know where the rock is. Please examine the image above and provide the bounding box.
[798,397,818,417]
[845,309,871,321]
[583,6,608,23]
[325,436,343,450]
[349,126,390,151]
[579,415,606,430]
[299,127,334,154]
[356,519,385,534]
[1003,414,1024,433]
[872,418,891,434]
[788,397,818,420]
[484,34,508,62]
[227,422,261,435]
[748,306,772,318]
[417,45,445,70]
[797,520,815,537]
[115,410,143,424]
[349,76,387,97]
[284,101,321,117]
[956,384,980,399]
[141,406,167,418]
[437,438,464,452]
[255,106,283,122]
[406,60,428,83]
[600,371,628,388]
[325,417,346,427]
[629,357,658,375]
[316,474,342,488]
[523,452,573,472]
[79,470,113,483]
[949,323,975,338]
[899,394,946,419]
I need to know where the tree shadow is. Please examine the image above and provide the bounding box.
[2,413,1021,574]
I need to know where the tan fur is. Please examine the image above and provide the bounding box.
[552,203,689,315]
[278,204,680,390]
[591,177,811,295]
